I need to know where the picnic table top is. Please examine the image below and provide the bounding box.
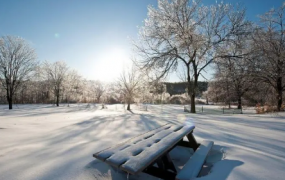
[93,123,195,175]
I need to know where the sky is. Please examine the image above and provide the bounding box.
[0,0,284,82]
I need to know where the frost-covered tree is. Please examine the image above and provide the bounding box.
[91,80,105,103]
[42,61,69,106]
[202,90,209,105]
[146,72,167,104]
[117,65,144,110]
[215,37,253,109]
[249,3,285,111]
[65,70,83,104]
[151,81,166,104]
[134,0,251,113]
[32,66,51,103]
[207,81,221,103]
[207,73,235,107]
[0,36,37,109]
[103,82,119,104]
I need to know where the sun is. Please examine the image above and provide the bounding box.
[94,47,131,82]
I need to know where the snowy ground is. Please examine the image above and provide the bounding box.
[0,104,284,180]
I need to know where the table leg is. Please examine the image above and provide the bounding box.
[143,166,176,180]
[187,133,199,151]
[162,154,177,173]
[157,158,165,169]
[156,153,176,173]
[177,132,199,151]
[143,153,177,180]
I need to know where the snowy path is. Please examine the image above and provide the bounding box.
[0,104,284,180]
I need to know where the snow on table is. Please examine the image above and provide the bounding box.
[93,123,195,175]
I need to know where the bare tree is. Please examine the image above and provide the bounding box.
[207,81,223,104]
[91,80,105,103]
[117,65,144,110]
[65,69,83,104]
[134,0,251,113]
[0,36,37,109]
[202,90,209,105]
[146,72,167,104]
[42,61,69,106]
[215,37,253,109]
[103,82,119,104]
[211,66,236,108]
[250,3,285,111]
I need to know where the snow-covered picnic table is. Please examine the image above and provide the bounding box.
[93,123,213,180]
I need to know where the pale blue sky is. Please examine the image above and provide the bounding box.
[0,0,284,82]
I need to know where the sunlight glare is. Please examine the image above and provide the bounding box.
[94,47,131,82]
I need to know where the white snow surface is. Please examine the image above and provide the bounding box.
[0,104,284,180]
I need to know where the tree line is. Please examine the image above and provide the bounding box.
[1,0,285,112]
[0,39,107,109]
[133,0,285,112]
[0,39,168,110]
[204,3,285,111]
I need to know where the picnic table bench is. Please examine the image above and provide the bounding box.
[93,123,213,180]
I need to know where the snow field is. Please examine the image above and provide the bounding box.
[0,104,284,180]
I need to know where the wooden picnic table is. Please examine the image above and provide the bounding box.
[93,123,200,180]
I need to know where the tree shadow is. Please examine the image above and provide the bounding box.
[193,117,285,159]
[0,104,99,117]
[2,104,271,180]
[128,109,135,114]
[0,112,163,179]
[85,159,156,180]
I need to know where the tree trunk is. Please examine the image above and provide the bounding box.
[190,94,196,113]
[277,92,282,111]
[8,100,12,109]
[186,64,197,113]
[237,96,242,109]
[127,103,130,110]
[7,96,13,110]
[21,90,24,104]
[56,94,59,107]
[226,79,231,109]
[6,85,13,110]
[276,77,282,111]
